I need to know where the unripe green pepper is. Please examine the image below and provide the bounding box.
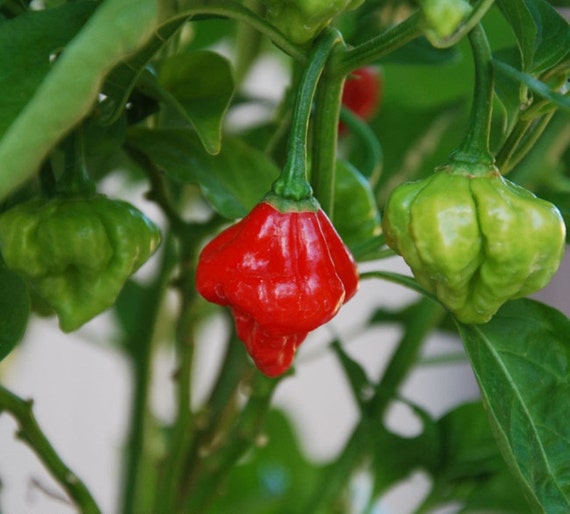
[382,165,566,324]
[417,0,472,43]
[0,194,161,332]
[333,160,381,249]
[262,0,364,44]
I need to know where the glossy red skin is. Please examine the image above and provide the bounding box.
[196,201,359,377]
[341,67,381,121]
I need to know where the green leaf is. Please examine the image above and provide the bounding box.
[493,48,525,134]
[157,51,234,155]
[370,401,440,497]
[426,402,530,513]
[127,127,279,219]
[456,298,570,514]
[496,0,537,71]
[0,2,95,139]
[0,267,30,362]
[494,59,570,111]
[497,0,570,73]
[331,340,372,410]
[100,14,188,125]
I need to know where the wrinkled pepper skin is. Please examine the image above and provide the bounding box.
[0,195,161,332]
[196,201,359,377]
[382,168,566,324]
[418,0,473,42]
[262,0,364,44]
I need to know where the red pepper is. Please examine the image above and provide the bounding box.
[196,201,359,377]
[341,66,382,121]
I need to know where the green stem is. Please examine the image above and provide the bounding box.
[339,106,384,183]
[120,234,175,514]
[371,299,445,409]
[360,270,437,302]
[183,372,282,513]
[496,111,556,175]
[55,128,96,195]
[301,298,445,513]
[174,328,251,509]
[155,290,198,514]
[311,57,345,216]
[271,29,343,204]
[0,385,101,514]
[449,24,495,167]
[333,13,422,76]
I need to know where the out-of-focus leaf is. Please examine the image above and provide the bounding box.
[127,127,279,219]
[0,2,95,138]
[424,402,531,513]
[457,298,570,514]
[0,267,29,362]
[203,410,321,514]
[157,51,234,155]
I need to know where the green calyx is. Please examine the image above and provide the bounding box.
[0,194,161,332]
[263,192,320,213]
[382,170,566,324]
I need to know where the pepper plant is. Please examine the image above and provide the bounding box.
[0,0,569,512]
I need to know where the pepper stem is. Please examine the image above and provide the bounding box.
[271,29,342,204]
[449,23,495,170]
[55,126,96,195]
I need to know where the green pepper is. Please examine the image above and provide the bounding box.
[0,194,161,332]
[382,165,566,324]
[333,160,381,249]
[417,0,473,43]
[262,0,364,44]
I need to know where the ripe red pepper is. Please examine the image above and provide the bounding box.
[341,67,382,121]
[196,201,359,377]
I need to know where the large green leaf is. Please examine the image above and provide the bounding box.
[127,127,279,219]
[157,51,234,155]
[0,2,95,138]
[457,298,570,513]
[0,267,30,362]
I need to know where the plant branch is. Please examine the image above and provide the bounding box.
[450,24,495,167]
[120,234,175,514]
[311,51,346,217]
[333,13,422,76]
[0,385,101,514]
[271,28,343,203]
[301,298,445,512]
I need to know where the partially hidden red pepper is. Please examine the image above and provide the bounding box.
[341,67,382,122]
[196,200,359,377]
